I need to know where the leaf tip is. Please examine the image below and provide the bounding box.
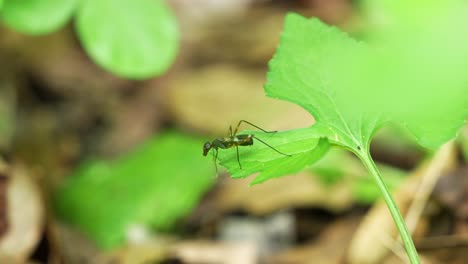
[249,174,267,186]
[284,12,306,22]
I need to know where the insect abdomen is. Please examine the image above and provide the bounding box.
[236,135,254,146]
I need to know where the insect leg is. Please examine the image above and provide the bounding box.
[253,136,291,156]
[212,149,219,174]
[236,146,242,169]
[233,120,277,135]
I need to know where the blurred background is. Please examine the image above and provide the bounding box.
[0,0,467,263]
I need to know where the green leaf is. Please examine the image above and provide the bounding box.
[351,164,406,204]
[266,14,382,153]
[54,132,214,248]
[362,0,464,31]
[218,126,330,185]
[76,0,179,79]
[365,5,468,150]
[264,8,468,262]
[1,0,76,35]
[267,11,468,152]
[309,148,406,203]
[0,0,3,10]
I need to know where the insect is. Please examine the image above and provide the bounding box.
[203,120,291,172]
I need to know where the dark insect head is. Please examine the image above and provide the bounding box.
[203,142,212,156]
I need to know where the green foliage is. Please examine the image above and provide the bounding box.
[362,0,463,30]
[1,0,77,35]
[351,165,406,204]
[361,1,468,150]
[221,2,468,262]
[54,132,214,248]
[218,126,329,185]
[265,14,380,154]
[220,2,468,184]
[76,0,179,79]
[310,148,406,203]
[266,12,468,153]
[0,0,179,79]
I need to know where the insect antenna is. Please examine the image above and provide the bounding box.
[253,136,291,156]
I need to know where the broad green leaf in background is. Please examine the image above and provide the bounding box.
[0,0,3,10]
[361,1,468,150]
[1,0,77,35]
[54,132,214,248]
[76,0,179,79]
[309,148,406,204]
[218,126,330,185]
[362,0,464,32]
[352,166,405,204]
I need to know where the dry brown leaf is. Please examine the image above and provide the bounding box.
[56,221,176,264]
[433,166,468,219]
[172,240,258,264]
[212,171,355,216]
[183,9,285,65]
[0,162,44,263]
[268,216,360,264]
[165,64,313,135]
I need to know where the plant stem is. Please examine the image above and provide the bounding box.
[360,150,420,264]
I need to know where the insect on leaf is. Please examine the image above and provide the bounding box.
[218,126,330,185]
[220,5,468,183]
[219,4,468,262]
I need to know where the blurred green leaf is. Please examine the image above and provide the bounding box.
[362,1,468,150]
[54,132,214,248]
[76,0,179,79]
[218,126,329,185]
[362,0,463,31]
[351,165,406,204]
[1,0,76,35]
[310,148,359,186]
[310,148,406,203]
